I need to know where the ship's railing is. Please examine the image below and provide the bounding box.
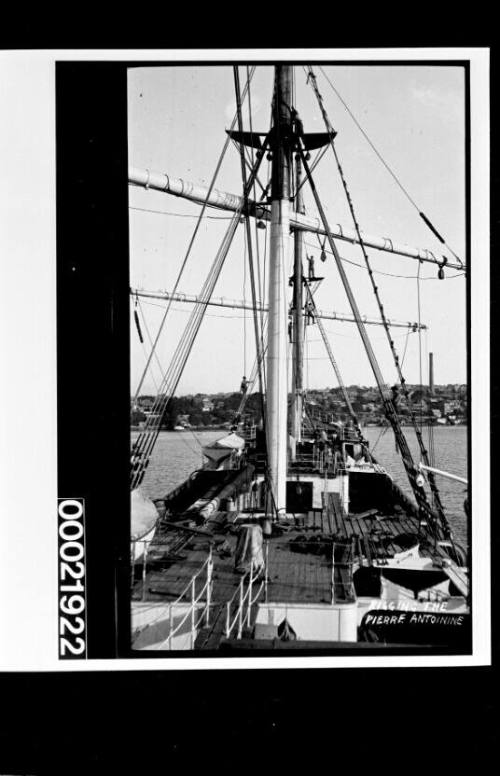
[289,449,345,475]
[131,539,153,600]
[225,560,265,640]
[132,547,214,649]
[290,453,316,467]
[240,424,257,443]
[251,453,268,469]
[166,547,214,650]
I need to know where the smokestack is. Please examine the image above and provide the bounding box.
[429,352,434,395]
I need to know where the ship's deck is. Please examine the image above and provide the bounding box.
[133,510,336,607]
[132,498,442,610]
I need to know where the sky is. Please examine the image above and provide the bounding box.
[127,63,467,397]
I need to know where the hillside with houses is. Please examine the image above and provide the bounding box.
[131,384,468,430]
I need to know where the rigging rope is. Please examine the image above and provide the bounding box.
[296,146,329,196]
[425,331,437,508]
[132,67,257,407]
[400,327,411,369]
[132,297,162,395]
[370,423,389,454]
[300,70,450,535]
[305,65,450,535]
[137,297,165,380]
[243,230,247,376]
[131,212,242,488]
[315,65,464,270]
[246,65,266,351]
[307,236,465,281]
[130,147,267,489]
[236,323,268,418]
[130,203,465,282]
[233,66,267,430]
[417,260,423,430]
[129,206,234,220]
[304,280,358,425]
[130,69,260,487]
[229,139,267,196]
[133,299,143,344]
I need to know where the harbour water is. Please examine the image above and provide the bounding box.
[134,425,468,546]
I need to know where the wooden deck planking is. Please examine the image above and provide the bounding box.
[340,511,351,539]
[266,539,332,604]
[326,507,334,535]
[135,485,440,611]
[330,506,341,534]
[379,518,399,554]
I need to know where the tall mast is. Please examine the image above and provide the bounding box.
[266,65,293,513]
[291,154,304,452]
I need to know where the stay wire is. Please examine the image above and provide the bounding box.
[131,204,465,281]
[131,142,267,489]
[304,66,449,532]
[246,65,267,394]
[417,260,423,430]
[304,279,358,424]
[132,66,257,408]
[400,327,411,369]
[243,229,247,376]
[137,297,165,380]
[308,236,465,281]
[316,65,464,269]
[370,423,389,454]
[130,69,259,483]
[129,206,234,220]
[135,136,269,486]
[131,210,243,488]
[247,66,264,331]
[233,66,267,430]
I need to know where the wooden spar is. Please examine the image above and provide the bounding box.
[291,154,305,451]
[131,288,427,330]
[266,65,292,515]
[418,462,468,485]
[129,166,464,270]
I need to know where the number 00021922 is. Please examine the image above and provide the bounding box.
[58,499,87,658]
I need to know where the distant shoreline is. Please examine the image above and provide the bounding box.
[131,424,467,433]
[130,425,229,432]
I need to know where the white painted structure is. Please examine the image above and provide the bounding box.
[255,602,358,642]
[266,199,291,513]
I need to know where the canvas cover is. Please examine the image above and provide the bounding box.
[234,523,264,574]
[203,432,245,463]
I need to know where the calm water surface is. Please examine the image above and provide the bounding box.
[133,426,468,545]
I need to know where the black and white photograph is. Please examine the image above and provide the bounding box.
[0,48,491,671]
[128,60,473,654]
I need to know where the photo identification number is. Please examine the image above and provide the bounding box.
[58,498,87,658]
